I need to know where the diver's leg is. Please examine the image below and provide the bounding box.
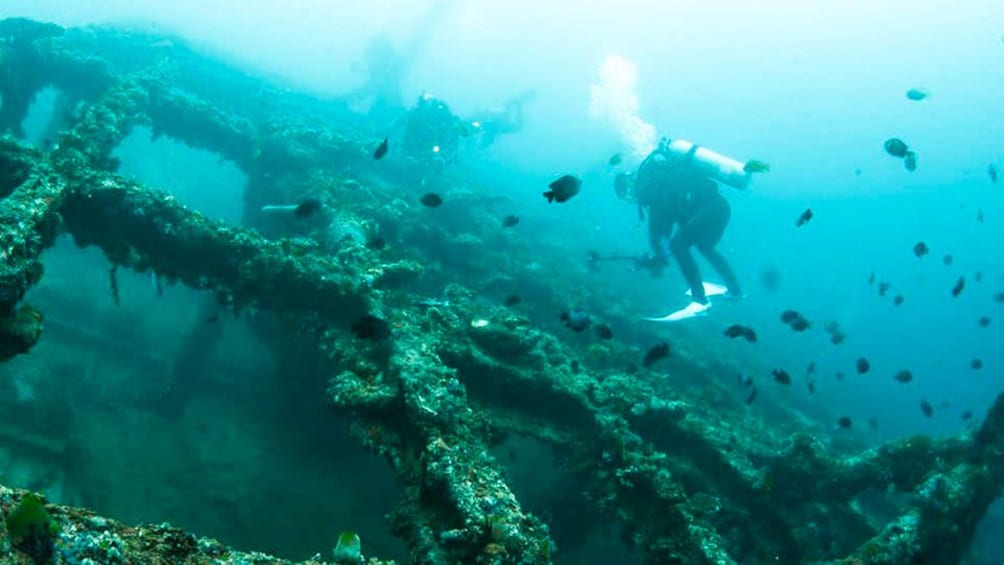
[698,245,743,296]
[670,231,707,304]
[694,195,743,296]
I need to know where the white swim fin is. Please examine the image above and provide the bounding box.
[643,301,711,323]
[685,282,728,298]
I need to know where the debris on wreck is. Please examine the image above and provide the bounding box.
[0,17,1002,565]
[0,486,392,564]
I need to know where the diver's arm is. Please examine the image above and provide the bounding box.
[648,229,661,256]
[648,214,671,258]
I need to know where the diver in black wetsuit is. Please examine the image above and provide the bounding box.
[626,143,743,313]
[401,92,462,165]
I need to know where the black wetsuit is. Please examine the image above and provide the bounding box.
[402,96,460,163]
[638,152,742,304]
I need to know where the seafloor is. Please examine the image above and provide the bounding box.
[0,17,1003,565]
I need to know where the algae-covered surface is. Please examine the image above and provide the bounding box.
[0,14,1003,565]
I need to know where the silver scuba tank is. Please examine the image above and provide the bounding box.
[659,138,752,190]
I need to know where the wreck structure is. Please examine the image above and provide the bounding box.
[0,17,1002,564]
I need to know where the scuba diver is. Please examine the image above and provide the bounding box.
[617,138,746,322]
[400,92,463,166]
[341,34,409,124]
[469,90,536,148]
[339,0,454,126]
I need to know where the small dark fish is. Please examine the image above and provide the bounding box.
[503,294,522,307]
[893,370,913,383]
[560,308,591,332]
[795,208,813,227]
[760,266,781,292]
[771,369,791,385]
[855,168,863,177]
[989,164,999,184]
[642,342,671,368]
[780,310,801,324]
[543,174,581,203]
[942,254,954,266]
[594,323,614,340]
[501,215,520,228]
[294,198,323,218]
[920,400,933,418]
[893,294,904,306]
[856,358,870,374]
[975,272,983,282]
[780,309,812,331]
[745,387,757,405]
[905,87,930,101]
[977,209,984,223]
[961,410,973,421]
[913,241,929,258]
[109,266,120,307]
[978,316,990,328]
[878,282,890,297]
[996,293,1004,303]
[724,324,745,339]
[738,373,754,387]
[824,321,846,345]
[205,313,220,324]
[904,152,917,172]
[837,416,852,429]
[373,137,389,160]
[835,371,845,381]
[420,193,444,207]
[351,315,391,341]
[971,358,983,370]
[807,381,816,394]
[951,276,965,297]
[868,271,875,285]
[806,362,816,376]
[570,360,580,374]
[153,274,164,298]
[884,138,910,158]
[868,418,879,431]
[724,324,757,343]
[608,153,623,166]
[789,318,811,332]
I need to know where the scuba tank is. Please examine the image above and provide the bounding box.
[655,138,752,190]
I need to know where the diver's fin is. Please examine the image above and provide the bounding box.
[643,301,711,323]
[685,282,728,298]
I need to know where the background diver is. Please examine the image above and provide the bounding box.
[400,92,464,165]
[338,0,453,126]
[469,89,536,148]
[617,139,745,321]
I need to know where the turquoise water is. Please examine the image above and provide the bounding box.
[2,1,1004,562]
